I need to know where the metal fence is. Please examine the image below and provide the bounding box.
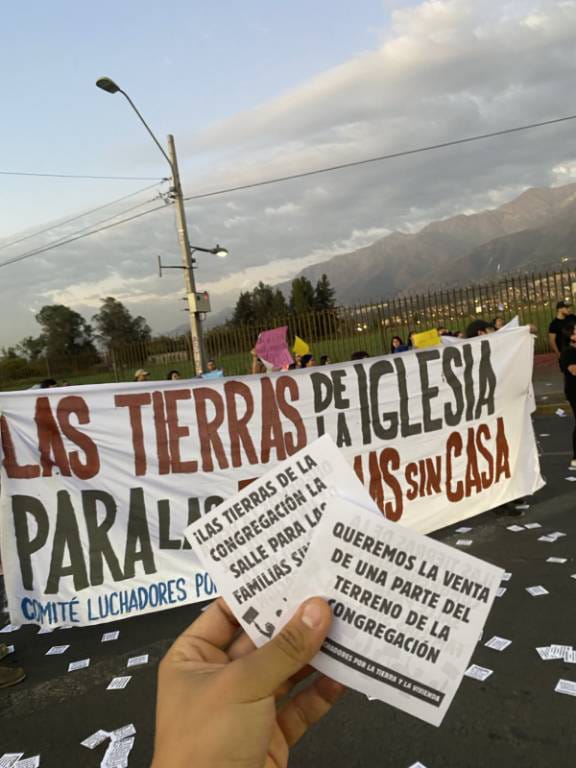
[110,266,576,380]
[3,266,574,388]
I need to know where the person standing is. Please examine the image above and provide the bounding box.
[548,301,576,359]
[559,325,576,469]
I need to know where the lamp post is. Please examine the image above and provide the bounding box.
[96,76,207,375]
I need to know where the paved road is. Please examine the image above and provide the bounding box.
[1,412,575,767]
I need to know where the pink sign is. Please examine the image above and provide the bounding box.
[255,326,293,369]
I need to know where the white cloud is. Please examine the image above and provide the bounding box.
[40,272,180,309]
[552,161,576,184]
[264,202,301,216]
[223,215,254,229]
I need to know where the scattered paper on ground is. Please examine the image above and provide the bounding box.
[526,586,549,596]
[107,676,131,691]
[465,665,493,681]
[555,679,576,697]
[68,659,90,672]
[45,645,69,655]
[485,636,512,651]
[81,731,110,750]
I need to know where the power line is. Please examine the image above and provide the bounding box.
[0,181,167,253]
[33,195,166,251]
[0,170,169,181]
[183,113,576,202]
[3,112,573,271]
[0,202,169,269]
[1,196,164,265]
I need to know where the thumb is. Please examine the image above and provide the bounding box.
[229,598,332,701]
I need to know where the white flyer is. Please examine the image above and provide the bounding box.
[68,658,90,672]
[464,664,493,681]
[12,758,39,768]
[284,496,503,726]
[127,654,149,667]
[106,676,131,690]
[0,755,24,768]
[549,644,571,658]
[484,636,512,651]
[555,679,576,697]
[81,730,110,750]
[45,644,69,655]
[102,736,135,766]
[526,586,549,596]
[110,724,136,741]
[185,435,379,640]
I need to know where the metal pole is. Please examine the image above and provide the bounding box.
[167,134,204,375]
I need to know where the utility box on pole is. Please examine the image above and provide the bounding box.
[187,291,211,314]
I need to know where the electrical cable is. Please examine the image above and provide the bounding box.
[183,113,576,202]
[0,181,167,253]
[0,202,169,269]
[0,170,169,181]
[3,112,573,270]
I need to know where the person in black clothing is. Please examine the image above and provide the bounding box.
[548,301,576,359]
[559,324,576,469]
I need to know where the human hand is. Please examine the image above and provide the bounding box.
[152,597,345,768]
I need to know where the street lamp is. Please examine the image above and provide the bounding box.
[191,244,229,262]
[158,244,228,276]
[96,75,207,374]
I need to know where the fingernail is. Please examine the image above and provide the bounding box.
[301,601,324,629]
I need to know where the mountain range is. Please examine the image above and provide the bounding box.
[285,182,576,304]
[190,181,576,333]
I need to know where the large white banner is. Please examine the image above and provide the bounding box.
[0,326,543,628]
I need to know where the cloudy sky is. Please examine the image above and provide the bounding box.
[1,0,575,348]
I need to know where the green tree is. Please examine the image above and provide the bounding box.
[231,291,255,325]
[16,335,46,360]
[314,273,336,310]
[230,283,288,325]
[93,297,151,349]
[252,282,278,321]
[35,304,96,357]
[289,276,315,314]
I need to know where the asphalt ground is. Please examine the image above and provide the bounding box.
[1,411,575,767]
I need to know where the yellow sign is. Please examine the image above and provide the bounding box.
[411,329,441,349]
[292,336,310,356]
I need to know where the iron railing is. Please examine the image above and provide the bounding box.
[2,265,573,388]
